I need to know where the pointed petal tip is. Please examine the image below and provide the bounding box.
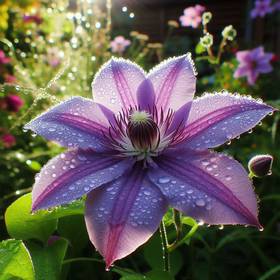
[105,260,113,271]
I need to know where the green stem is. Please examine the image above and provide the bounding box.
[159,220,170,272]
[248,172,255,179]
[173,209,182,242]
[217,37,227,63]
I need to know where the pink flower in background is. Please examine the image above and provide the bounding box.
[110,36,131,54]
[46,47,64,68]
[4,74,16,84]
[5,95,24,112]
[251,0,273,18]
[23,14,43,25]
[179,5,206,28]
[1,133,16,148]
[0,50,11,65]
[234,46,273,85]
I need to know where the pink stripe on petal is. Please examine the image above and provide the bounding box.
[85,167,167,269]
[177,93,274,150]
[149,151,261,228]
[46,113,107,134]
[32,150,132,211]
[25,97,111,151]
[92,58,146,113]
[148,54,196,111]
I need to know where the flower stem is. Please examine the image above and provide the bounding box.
[159,220,170,272]
[249,172,255,179]
[173,209,182,241]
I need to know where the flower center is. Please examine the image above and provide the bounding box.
[127,110,159,151]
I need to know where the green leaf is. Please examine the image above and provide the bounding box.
[181,216,199,245]
[0,239,35,280]
[27,238,68,280]
[120,276,147,280]
[146,270,174,280]
[26,160,42,171]
[57,215,88,253]
[47,199,84,219]
[195,42,206,54]
[5,193,57,242]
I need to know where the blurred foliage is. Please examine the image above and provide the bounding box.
[0,0,279,279]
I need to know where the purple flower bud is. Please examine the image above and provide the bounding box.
[248,154,273,177]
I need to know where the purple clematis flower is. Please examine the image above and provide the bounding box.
[250,0,273,18]
[234,46,273,85]
[25,55,274,269]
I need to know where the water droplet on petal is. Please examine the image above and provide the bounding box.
[158,177,170,184]
[225,175,232,181]
[195,199,206,207]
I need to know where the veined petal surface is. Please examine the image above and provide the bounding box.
[177,92,274,150]
[148,150,261,228]
[25,97,111,151]
[92,58,146,113]
[32,150,132,211]
[147,54,196,111]
[85,167,167,269]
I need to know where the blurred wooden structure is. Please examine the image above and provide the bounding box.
[114,0,280,54]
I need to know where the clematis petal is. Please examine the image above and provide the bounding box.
[92,57,146,113]
[32,150,132,211]
[177,92,274,150]
[147,54,196,111]
[25,97,112,151]
[148,150,261,228]
[167,101,192,134]
[136,79,155,112]
[85,166,167,269]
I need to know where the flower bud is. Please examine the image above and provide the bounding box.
[168,20,179,28]
[248,154,273,177]
[200,33,213,48]
[222,25,237,41]
[202,12,212,25]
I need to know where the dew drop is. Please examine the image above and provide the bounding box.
[195,199,206,207]
[144,191,151,196]
[219,225,224,230]
[225,175,232,181]
[158,177,170,184]
[48,127,56,132]
[201,160,209,166]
